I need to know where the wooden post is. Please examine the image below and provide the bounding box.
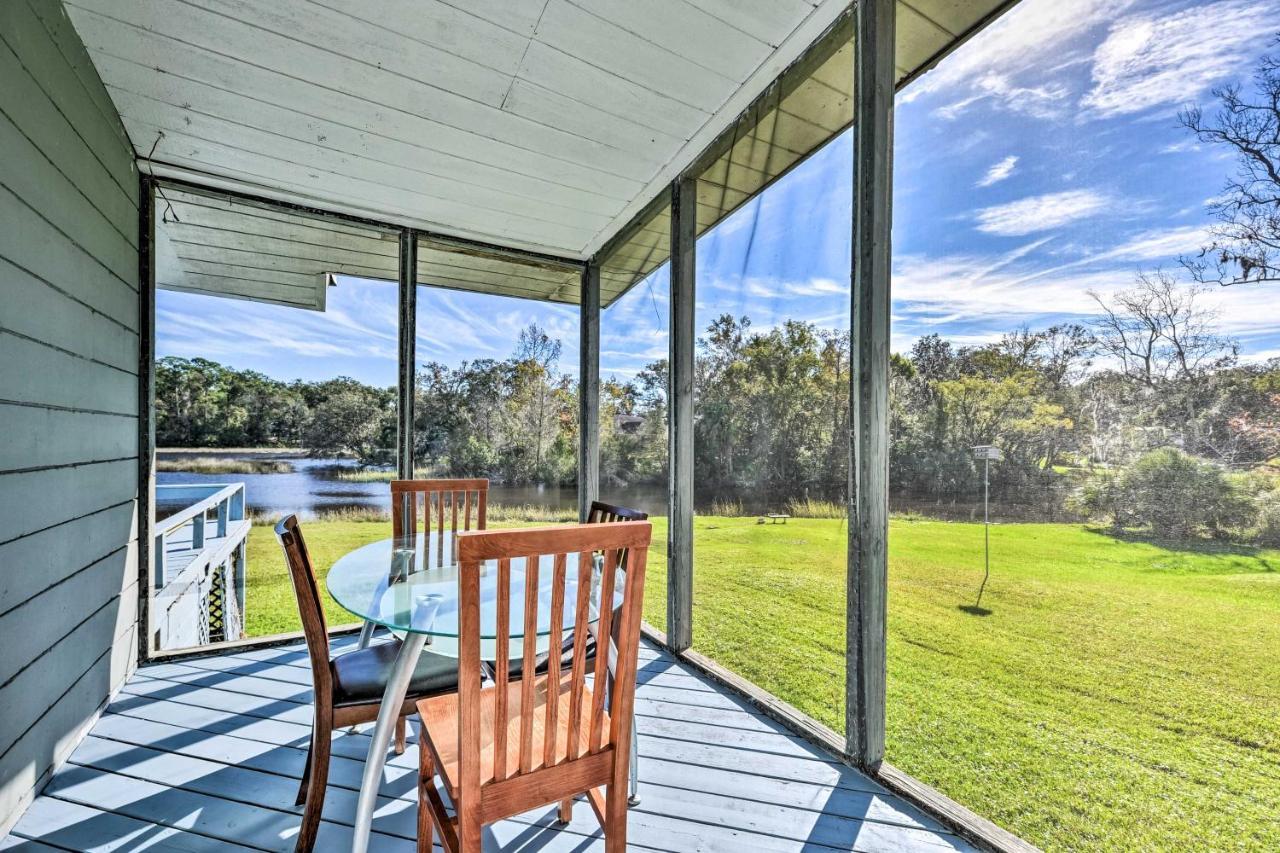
[138,174,156,662]
[578,259,601,522]
[848,0,895,770]
[398,229,418,480]
[667,176,696,653]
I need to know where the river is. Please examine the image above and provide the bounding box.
[155,450,668,520]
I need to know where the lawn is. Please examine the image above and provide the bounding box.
[243,516,1280,850]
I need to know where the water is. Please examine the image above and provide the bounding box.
[155,450,668,520]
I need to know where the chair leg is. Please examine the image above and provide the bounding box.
[395,715,406,755]
[628,708,640,806]
[603,782,627,853]
[295,737,312,806]
[296,720,331,853]
[417,741,435,853]
[557,798,573,825]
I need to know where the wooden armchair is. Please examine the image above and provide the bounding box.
[414,521,651,852]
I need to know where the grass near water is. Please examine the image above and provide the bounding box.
[242,514,1280,850]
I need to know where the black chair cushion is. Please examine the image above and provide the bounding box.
[331,640,458,707]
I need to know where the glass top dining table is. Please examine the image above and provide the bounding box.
[326,527,618,853]
[325,529,617,659]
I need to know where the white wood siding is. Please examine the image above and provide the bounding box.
[0,0,140,835]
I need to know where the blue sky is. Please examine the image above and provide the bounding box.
[158,0,1280,385]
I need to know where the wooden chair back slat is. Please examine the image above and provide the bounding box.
[518,553,539,774]
[493,556,511,782]
[606,541,647,763]
[564,550,594,762]
[542,552,567,767]
[588,548,619,754]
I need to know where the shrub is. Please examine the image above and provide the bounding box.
[1080,449,1255,540]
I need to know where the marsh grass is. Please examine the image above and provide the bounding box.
[156,457,293,475]
[785,497,846,518]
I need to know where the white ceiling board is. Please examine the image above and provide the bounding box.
[69,0,1018,266]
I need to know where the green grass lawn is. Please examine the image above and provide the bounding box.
[243,516,1280,850]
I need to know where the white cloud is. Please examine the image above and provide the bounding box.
[1080,0,1273,117]
[976,155,1019,188]
[974,189,1111,236]
[902,0,1127,111]
[1096,225,1210,261]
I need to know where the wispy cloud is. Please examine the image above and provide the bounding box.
[974,189,1111,236]
[976,155,1019,188]
[1080,0,1272,117]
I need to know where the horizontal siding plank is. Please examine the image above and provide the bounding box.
[0,620,134,843]
[0,501,137,615]
[0,185,138,328]
[0,1,135,196]
[24,0,131,153]
[0,258,138,374]
[0,545,137,686]
[0,404,136,475]
[0,460,137,544]
[0,334,137,415]
[0,114,137,283]
[0,597,136,759]
[0,37,137,233]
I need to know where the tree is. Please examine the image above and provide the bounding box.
[1088,272,1236,388]
[1180,39,1280,286]
[303,378,394,463]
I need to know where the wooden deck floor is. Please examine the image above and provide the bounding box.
[4,637,974,852]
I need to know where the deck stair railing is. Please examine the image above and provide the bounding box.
[153,483,250,651]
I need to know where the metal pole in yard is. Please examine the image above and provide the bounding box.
[972,445,1001,608]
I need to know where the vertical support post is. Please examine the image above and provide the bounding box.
[847,0,895,770]
[667,175,696,653]
[138,174,156,663]
[578,259,601,522]
[398,229,418,481]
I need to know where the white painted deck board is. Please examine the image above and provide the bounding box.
[6,639,973,852]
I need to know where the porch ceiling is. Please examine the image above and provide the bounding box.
[67,0,1013,300]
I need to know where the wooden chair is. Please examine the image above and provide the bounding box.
[355,478,490,651]
[586,499,649,526]
[390,477,488,548]
[274,516,460,852]
[415,521,652,852]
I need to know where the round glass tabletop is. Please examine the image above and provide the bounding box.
[325,532,618,659]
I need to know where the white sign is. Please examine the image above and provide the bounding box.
[972,445,1003,461]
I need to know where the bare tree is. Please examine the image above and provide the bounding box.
[1179,40,1280,286]
[1087,271,1237,387]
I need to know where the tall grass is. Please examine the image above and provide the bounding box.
[486,503,578,523]
[156,457,293,475]
[785,497,846,519]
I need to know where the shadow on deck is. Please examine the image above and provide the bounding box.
[4,637,972,852]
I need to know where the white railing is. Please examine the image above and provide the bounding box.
[153,483,250,651]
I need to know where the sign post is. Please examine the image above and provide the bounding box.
[971,445,1003,607]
